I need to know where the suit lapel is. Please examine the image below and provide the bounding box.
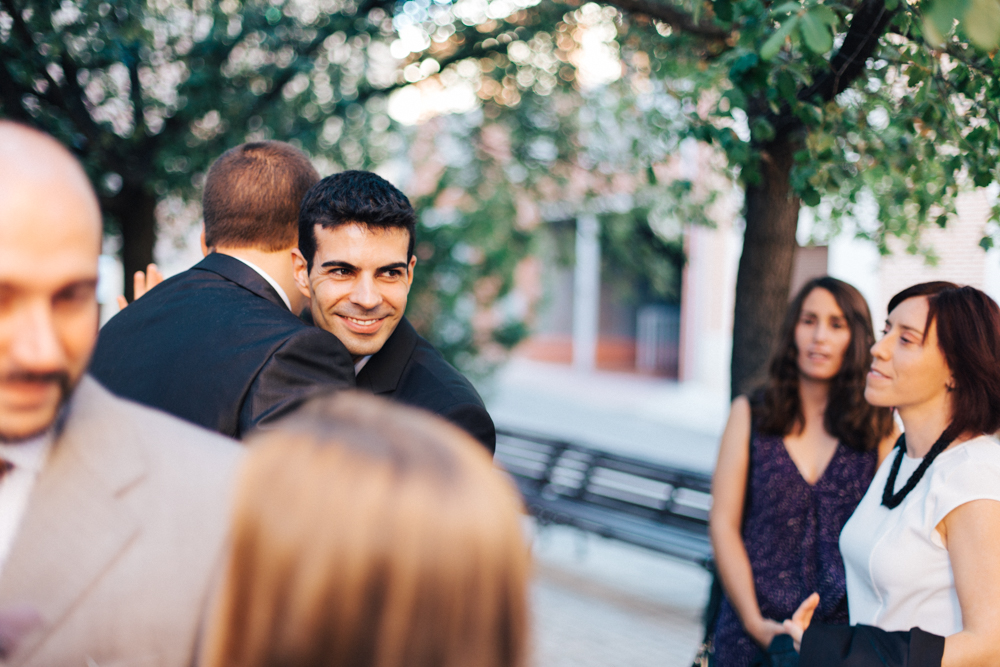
[192,252,287,309]
[356,317,419,394]
[0,378,145,663]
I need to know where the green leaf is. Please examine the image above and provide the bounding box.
[974,169,994,187]
[730,51,760,77]
[800,10,834,53]
[885,0,899,10]
[771,2,803,15]
[924,0,969,45]
[751,117,776,142]
[761,16,800,60]
[962,0,1000,49]
[725,87,748,109]
[981,236,995,251]
[715,0,734,22]
[777,69,798,100]
[801,186,821,207]
[810,4,839,26]
[922,17,945,45]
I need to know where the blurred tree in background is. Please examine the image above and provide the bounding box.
[2,0,397,296]
[608,0,1000,396]
[3,0,999,385]
[383,0,1000,390]
[0,0,695,372]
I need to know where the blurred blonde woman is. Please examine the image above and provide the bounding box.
[200,392,530,667]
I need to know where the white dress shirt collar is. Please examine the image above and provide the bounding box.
[0,431,54,575]
[0,432,52,475]
[230,256,292,311]
[354,355,373,376]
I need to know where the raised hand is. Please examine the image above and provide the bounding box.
[782,592,820,652]
[116,264,164,309]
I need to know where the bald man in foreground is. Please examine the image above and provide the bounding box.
[0,122,241,664]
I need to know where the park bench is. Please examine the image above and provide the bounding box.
[494,427,714,570]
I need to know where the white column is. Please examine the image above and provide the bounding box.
[573,213,600,372]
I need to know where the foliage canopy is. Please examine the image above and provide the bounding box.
[2,0,999,382]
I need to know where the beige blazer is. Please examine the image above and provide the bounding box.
[0,376,242,667]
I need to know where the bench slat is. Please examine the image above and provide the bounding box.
[495,427,715,569]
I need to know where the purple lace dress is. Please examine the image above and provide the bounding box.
[712,431,876,667]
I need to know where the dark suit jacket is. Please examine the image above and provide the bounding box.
[355,317,496,453]
[89,253,354,438]
[799,623,944,667]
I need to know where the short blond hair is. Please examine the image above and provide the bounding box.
[201,392,530,667]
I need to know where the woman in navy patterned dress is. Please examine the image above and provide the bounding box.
[708,277,896,666]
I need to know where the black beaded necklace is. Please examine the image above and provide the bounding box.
[881,430,954,509]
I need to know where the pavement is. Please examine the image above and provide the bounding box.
[482,358,726,666]
[531,523,711,667]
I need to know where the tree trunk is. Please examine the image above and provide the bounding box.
[730,137,801,399]
[111,184,157,302]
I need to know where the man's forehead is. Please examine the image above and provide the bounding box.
[0,123,102,237]
[0,244,99,288]
[314,223,409,255]
[0,189,101,285]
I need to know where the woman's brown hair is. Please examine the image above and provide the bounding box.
[200,392,530,667]
[756,276,894,451]
[887,281,1000,441]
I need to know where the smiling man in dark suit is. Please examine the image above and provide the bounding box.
[89,142,354,438]
[291,171,495,453]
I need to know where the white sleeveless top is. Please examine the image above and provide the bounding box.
[839,435,1000,636]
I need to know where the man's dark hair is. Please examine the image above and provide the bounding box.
[203,141,319,252]
[298,170,416,271]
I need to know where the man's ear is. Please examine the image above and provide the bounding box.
[291,249,312,299]
[406,255,417,287]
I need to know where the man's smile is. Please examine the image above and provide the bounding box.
[336,313,389,335]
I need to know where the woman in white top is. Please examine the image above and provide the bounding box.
[785,281,1000,667]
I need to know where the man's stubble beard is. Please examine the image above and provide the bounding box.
[0,370,77,443]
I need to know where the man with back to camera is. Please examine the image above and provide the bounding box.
[89,141,354,438]
[292,170,497,453]
[0,121,241,665]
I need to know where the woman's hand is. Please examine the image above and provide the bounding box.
[749,617,787,649]
[782,592,820,652]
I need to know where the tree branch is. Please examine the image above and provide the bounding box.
[0,56,37,122]
[125,42,146,137]
[0,0,108,144]
[800,0,894,103]
[598,0,729,38]
[770,0,896,136]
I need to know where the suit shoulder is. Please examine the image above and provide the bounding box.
[101,267,303,334]
[401,338,487,408]
[283,319,352,349]
[259,322,354,379]
[97,385,243,475]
